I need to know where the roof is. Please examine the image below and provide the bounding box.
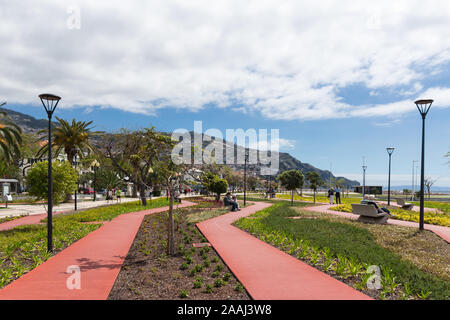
[0,179,19,183]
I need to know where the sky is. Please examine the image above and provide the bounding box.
[1,0,449,187]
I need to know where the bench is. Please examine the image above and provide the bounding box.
[396,198,413,210]
[351,204,390,224]
[223,198,234,210]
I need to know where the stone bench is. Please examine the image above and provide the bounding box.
[396,198,414,210]
[351,204,390,224]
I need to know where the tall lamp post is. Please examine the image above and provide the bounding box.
[415,99,433,231]
[362,165,367,197]
[244,150,248,206]
[386,147,395,206]
[39,93,61,253]
[74,153,78,211]
[91,160,100,201]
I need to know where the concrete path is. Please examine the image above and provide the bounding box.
[304,204,450,243]
[376,200,439,213]
[0,201,195,300]
[0,197,142,232]
[0,197,140,218]
[196,202,371,300]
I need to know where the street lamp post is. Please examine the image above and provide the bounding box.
[39,93,61,253]
[386,147,395,206]
[74,153,78,211]
[415,99,433,231]
[91,160,100,201]
[362,165,367,197]
[244,150,248,206]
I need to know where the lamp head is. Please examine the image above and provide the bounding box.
[39,94,61,115]
[415,99,433,117]
[386,147,395,155]
[362,165,367,170]
[91,160,100,168]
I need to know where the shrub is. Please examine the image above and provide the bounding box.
[180,262,188,270]
[26,161,77,205]
[205,283,213,293]
[234,283,244,292]
[193,277,203,289]
[179,289,189,298]
[214,278,225,287]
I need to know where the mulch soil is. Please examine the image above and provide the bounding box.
[108,205,251,300]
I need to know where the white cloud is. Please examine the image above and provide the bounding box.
[247,138,295,151]
[1,0,450,120]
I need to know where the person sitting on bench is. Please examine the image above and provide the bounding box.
[361,199,392,216]
[224,192,240,212]
[174,190,182,203]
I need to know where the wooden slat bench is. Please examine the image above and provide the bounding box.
[351,204,390,224]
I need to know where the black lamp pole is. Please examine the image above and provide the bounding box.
[415,99,433,231]
[74,153,78,211]
[244,150,248,206]
[94,168,97,201]
[386,147,395,206]
[39,94,61,253]
[362,165,367,197]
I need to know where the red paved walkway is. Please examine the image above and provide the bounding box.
[304,204,450,243]
[0,211,67,231]
[0,201,195,300]
[197,202,371,300]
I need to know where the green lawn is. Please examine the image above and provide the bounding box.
[411,201,450,215]
[276,193,362,205]
[234,202,449,300]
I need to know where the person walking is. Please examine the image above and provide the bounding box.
[335,187,341,204]
[328,187,335,204]
[116,189,121,203]
[106,189,113,203]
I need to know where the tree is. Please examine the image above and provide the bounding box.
[424,177,438,200]
[202,172,228,201]
[0,111,22,162]
[226,172,243,192]
[306,171,323,204]
[402,188,411,199]
[247,176,258,191]
[26,161,77,205]
[209,177,228,201]
[36,117,97,165]
[100,127,173,206]
[278,170,304,206]
[152,159,187,256]
[96,168,125,191]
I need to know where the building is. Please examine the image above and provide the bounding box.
[353,186,382,195]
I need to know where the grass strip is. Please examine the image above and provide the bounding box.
[234,202,449,300]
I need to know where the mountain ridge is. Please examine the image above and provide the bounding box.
[1,107,360,187]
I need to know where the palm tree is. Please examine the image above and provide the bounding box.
[37,117,96,165]
[0,110,22,162]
